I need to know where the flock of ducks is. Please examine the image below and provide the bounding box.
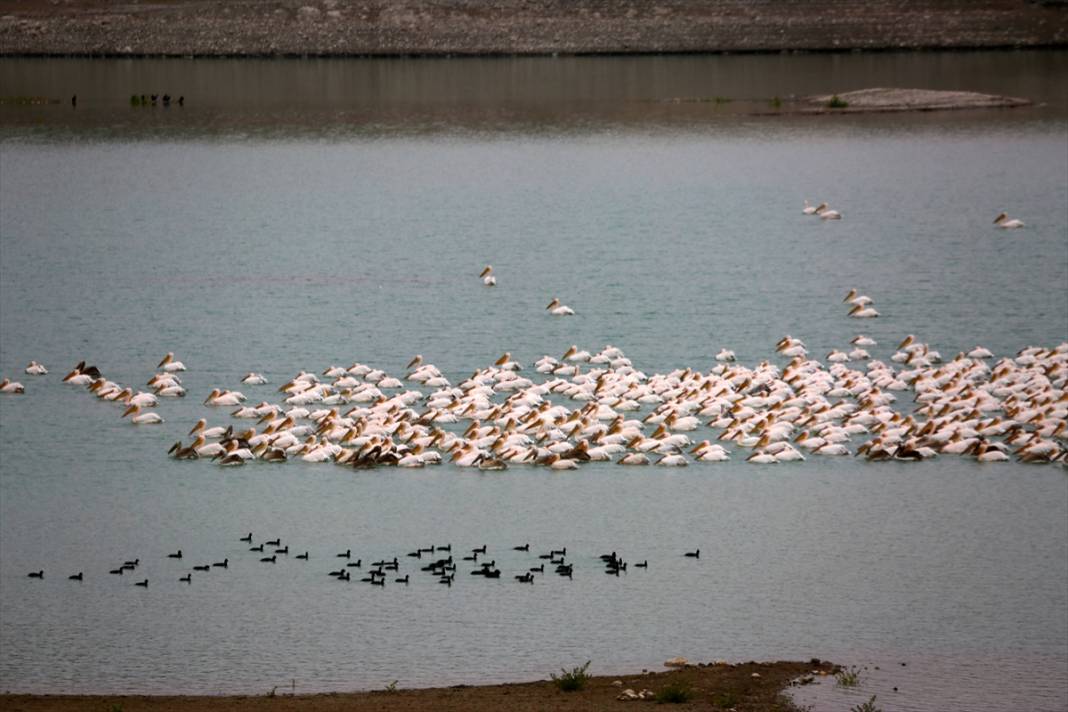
[24,535,701,588]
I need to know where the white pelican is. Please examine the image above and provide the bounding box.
[480,265,497,286]
[546,298,575,316]
[993,212,1024,229]
[0,378,25,393]
[715,348,736,362]
[122,404,164,424]
[241,373,268,385]
[189,419,228,439]
[617,452,650,465]
[562,345,592,362]
[851,335,877,346]
[803,200,825,215]
[204,388,245,406]
[843,289,874,307]
[849,304,880,318]
[24,361,48,375]
[158,353,186,372]
[819,206,842,220]
[967,347,993,359]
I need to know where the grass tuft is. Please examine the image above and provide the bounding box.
[655,679,694,703]
[851,694,882,712]
[827,94,849,109]
[835,666,861,687]
[550,660,591,692]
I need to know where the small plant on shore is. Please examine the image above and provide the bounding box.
[827,94,849,109]
[835,666,861,687]
[770,96,782,109]
[712,690,738,707]
[384,680,399,693]
[266,686,276,698]
[550,660,591,691]
[851,695,882,712]
[714,96,732,104]
[654,679,694,703]
[108,705,124,712]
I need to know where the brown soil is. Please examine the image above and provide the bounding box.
[0,660,837,712]
[0,0,1066,56]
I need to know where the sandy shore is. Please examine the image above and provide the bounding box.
[0,660,837,712]
[0,0,1066,56]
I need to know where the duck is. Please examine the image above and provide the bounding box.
[168,550,182,559]
[260,555,277,563]
[157,352,186,372]
[24,361,48,375]
[179,574,192,583]
[68,572,83,581]
[0,378,25,394]
[684,549,700,559]
[193,564,210,572]
[479,265,497,286]
[212,558,229,568]
[296,552,309,560]
[239,532,252,542]
[135,579,149,587]
[546,298,575,316]
[27,570,43,578]
[993,212,1024,229]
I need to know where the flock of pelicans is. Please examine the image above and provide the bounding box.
[24,536,699,587]
[2,304,1065,470]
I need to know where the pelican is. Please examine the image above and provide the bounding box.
[0,378,25,394]
[189,419,228,439]
[157,352,186,372]
[715,348,736,362]
[241,373,268,385]
[843,289,874,307]
[819,206,842,220]
[406,355,423,370]
[204,388,245,406]
[480,265,497,286]
[851,335,877,346]
[849,304,880,318]
[993,212,1024,229]
[24,361,48,375]
[803,200,825,215]
[546,298,575,316]
[121,404,164,424]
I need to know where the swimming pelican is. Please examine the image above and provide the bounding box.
[157,352,186,372]
[241,373,268,385]
[843,289,874,307]
[849,304,880,318]
[24,361,48,375]
[546,298,575,316]
[803,200,826,215]
[715,348,736,362]
[0,378,25,394]
[851,335,877,346]
[993,212,1024,229]
[406,355,423,370]
[819,206,842,220]
[480,265,497,286]
[121,404,164,424]
[204,388,245,406]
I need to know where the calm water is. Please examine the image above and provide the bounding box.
[1,54,1067,711]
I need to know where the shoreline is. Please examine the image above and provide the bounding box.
[0,659,839,711]
[1,0,1065,58]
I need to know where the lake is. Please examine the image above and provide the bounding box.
[1,52,1066,711]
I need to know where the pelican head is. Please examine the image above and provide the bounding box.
[479,265,493,278]
[993,212,1007,224]
[407,354,423,370]
[158,352,174,367]
[546,298,560,310]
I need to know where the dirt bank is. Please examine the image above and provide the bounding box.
[0,0,1066,57]
[0,660,836,712]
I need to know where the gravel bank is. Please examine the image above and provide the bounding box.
[0,0,1066,57]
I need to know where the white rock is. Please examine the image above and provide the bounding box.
[612,680,623,687]
[664,656,688,667]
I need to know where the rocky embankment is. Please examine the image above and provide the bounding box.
[0,0,1066,56]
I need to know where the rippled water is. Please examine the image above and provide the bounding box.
[1,53,1067,711]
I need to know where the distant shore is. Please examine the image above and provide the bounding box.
[0,660,836,712]
[0,0,1066,57]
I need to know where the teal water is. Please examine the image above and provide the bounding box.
[1,54,1067,711]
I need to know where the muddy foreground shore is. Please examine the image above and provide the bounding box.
[0,660,838,712]
[1,0,1066,57]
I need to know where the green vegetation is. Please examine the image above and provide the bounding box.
[712,690,738,707]
[835,666,861,687]
[714,96,732,104]
[550,660,591,692]
[851,695,882,712]
[827,94,850,109]
[770,96,782,109]
[654,679,695,703]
